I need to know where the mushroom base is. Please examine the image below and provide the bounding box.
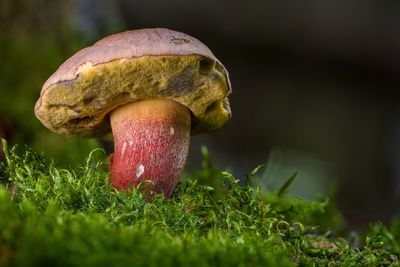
[110,99,191,196]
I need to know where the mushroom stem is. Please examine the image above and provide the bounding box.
[110,99,191,196]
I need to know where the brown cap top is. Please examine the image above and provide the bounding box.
[35,28,231,137]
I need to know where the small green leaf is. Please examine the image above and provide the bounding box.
[245,164,266,186]
[277,172,298,197]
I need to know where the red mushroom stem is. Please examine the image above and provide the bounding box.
[110,99,191,196]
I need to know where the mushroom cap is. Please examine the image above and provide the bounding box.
[35,28,231,137]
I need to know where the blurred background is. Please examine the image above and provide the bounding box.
[1,0,400,228]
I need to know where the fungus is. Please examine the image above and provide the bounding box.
[35,28,231,196]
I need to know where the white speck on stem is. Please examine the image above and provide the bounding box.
[129,140,133,146]
[169,127,174,135]
[135,164,145,178]
[121,141,127,156]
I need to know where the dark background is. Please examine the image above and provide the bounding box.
[1,0,400,228]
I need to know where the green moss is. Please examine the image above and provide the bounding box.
[0,140,399,267]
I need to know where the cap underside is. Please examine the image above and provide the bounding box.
[35,54,231,137]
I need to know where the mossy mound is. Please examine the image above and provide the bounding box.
[0,140,399,267]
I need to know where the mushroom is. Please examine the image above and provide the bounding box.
[35,28,231,196]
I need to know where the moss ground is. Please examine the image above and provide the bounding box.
[0,140,399,267]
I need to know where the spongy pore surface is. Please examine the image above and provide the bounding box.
[35,29,231,137]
